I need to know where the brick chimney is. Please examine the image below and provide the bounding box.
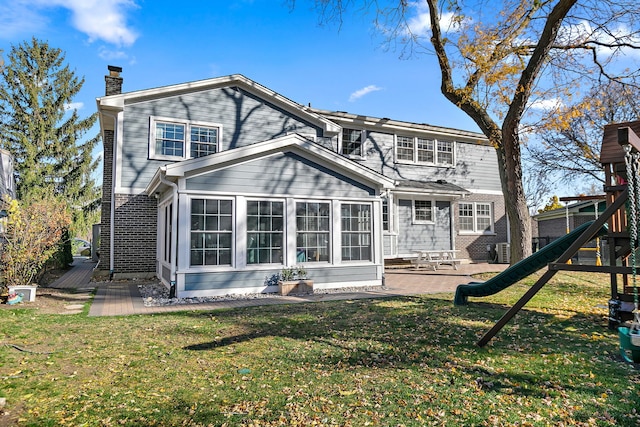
[105,65,123,96]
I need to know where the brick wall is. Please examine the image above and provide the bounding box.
[454,194,508,262]
[112,193,157,274]
[98,129,113,272]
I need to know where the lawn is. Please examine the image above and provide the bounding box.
[1,272,639,426]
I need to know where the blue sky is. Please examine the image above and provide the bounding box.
[0,0,479,136]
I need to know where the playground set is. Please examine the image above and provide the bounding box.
[454,121,640,362]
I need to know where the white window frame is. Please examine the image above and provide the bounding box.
[340,202,373,262]
[189,197,235,268]
[412,199,435,224]
[295,200,332,263]
[149,116,223,161]
[340,128,366,159]
[395,135,456,167]
[246,199,286,266]
[459,202,494,234]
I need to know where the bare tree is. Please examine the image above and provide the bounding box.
[525,80,640,191]
[295,0,640,262]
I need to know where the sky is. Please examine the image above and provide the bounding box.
[2,0,635,205]
[0,0,480,133]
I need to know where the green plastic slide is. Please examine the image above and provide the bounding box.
[454,220,606,305]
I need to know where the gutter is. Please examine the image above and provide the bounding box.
[100,110,119,279]
[159,167,179,297]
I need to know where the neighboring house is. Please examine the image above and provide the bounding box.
[0,148,15,201]
[0,148,15,235]
[534,199,607,262]
[96,66,507,297]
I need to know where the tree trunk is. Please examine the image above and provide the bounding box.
[495,132,532,264]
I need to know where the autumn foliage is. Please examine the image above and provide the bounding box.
[0,196,72,288]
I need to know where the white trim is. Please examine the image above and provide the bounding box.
[458,201,495,235]
[184,195,236,270]
[145,134,394,195]
[412,199,436,224]
[465,189,504,196]
[149,116,223,161]
[339,128,367,160]
[97,74,341,136]
[311,108,488,145]
[394,135,456,168]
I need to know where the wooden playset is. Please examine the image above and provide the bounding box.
[470,121,640,361]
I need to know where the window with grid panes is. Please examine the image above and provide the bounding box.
[459,202,493,233]
[190,199,233,266]
[156,122,185,157]
[417,138,434,163]
[342,129,363,156]
[396,136,414,161]
[247,201,284,264]
[296,202,330,262]
[437,140,454,165]
[190,126,218,158]
[413,200,433,223]
[341,203,372,261]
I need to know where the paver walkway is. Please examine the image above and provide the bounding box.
[49,258,508,317]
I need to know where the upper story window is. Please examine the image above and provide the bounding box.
[396,135,455,167]
[341,128,364,157]
[150,116,221,161]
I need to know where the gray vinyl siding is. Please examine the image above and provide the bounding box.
[397,199,451,253]
[186,152,375,197]
[120,87,322,189]
[184,265,379,291]
[362,130,502,192]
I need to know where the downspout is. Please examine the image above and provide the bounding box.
[159,168,178,297]
[101,111,119,280]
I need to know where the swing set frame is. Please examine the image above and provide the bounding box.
[477,123,640,355]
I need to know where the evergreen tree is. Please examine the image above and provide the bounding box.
[0,38,100,244]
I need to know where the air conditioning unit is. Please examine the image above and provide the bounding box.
[497,243,510,264]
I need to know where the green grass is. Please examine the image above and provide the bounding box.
[1,272,639,426]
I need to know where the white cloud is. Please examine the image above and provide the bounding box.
[528,97,564,111]
[64,101,84,111]
[349,85,382,102]
[0,0,138,46]
[562,20,640,60]
[405,1,464,36]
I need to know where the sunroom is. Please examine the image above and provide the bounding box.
[145,134,395,298]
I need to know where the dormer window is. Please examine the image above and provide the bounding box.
[150,116,222,161]
[396,135,455,166]
[341,128,364,158]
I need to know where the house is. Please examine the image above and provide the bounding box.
[533,197,607,263]
[95,66,507,297]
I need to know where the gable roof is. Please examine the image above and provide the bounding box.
[145,133,395,195]
[96,74,341,136]
[310,108,489,146]
[534,199,607,221]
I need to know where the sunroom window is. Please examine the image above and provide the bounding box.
[190,199,233,266]
[296,202,331,262]
[341,203,372,261]
[247,200,284,264]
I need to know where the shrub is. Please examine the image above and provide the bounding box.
[0,196,72,289]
